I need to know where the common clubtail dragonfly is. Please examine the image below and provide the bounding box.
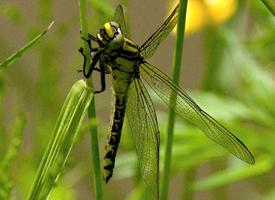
[79,4,255,199]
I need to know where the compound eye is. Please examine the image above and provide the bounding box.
[104,22,115,39]
[109,32,123,49]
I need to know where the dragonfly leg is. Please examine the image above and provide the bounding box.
[78,47,101,78]
[87,33,97,41]
[80,33,98,52]
[78,47,87,73]
[94,62,106,94]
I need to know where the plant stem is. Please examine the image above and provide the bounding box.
[79,0,103,199]
[161,1,188,199]
[88,99,103,200]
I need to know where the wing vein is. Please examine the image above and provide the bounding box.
[140,62,255,164]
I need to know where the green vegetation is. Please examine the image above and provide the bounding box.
[0,0,274,199]
[161,1,188,200]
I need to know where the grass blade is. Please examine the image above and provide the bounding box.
[0,22,54,69]
[161,1,188,199]
[261,0,275,16]
[28,80,94,200]
[79,0,103,199]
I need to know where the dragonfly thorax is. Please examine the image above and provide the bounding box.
[97,21,124,50]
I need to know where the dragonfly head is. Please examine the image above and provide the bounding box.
[97,21,124,50]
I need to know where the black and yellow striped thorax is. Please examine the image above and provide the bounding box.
[96,21,141,63]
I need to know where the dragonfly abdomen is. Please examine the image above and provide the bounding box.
[103,94,127,183]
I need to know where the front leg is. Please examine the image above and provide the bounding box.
[80,33,98,52]
[79,47,101,78]
[94,62,106,94]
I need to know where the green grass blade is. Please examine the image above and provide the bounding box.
[261,0,275,16]
[79,0,103,199]
[0,22,54,69]
[161,1,188,200]
[27,80,94,200]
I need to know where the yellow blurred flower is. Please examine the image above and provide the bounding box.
[204,0,237,24]
[185,0,206,34]
[170,0,237,35]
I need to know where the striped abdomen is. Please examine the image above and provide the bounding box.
[103,94,127,183]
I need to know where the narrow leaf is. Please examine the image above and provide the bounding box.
[161,1,188,199]
[0,22,54,69]
[28,80,93,200]
[261,0,275,16]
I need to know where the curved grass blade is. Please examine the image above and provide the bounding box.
[140,62,255,165]
[0,22,54,69]
[126,79,160,199]
[28,80,94,200]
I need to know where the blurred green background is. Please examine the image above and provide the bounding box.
[0,0,275,199]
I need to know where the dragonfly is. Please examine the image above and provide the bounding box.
[79,4,255,199]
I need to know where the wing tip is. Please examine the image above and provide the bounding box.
[245,154,256,165]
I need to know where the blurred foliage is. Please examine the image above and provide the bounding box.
[0,5,22,25]
[0,0,275,199]
[0,113,26,199]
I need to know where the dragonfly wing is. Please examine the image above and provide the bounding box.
[113,4,127,36]
[126,78,160,198]
[140,61,255,164]
[140,4,179,59]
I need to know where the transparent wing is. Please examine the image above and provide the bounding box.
[140,62,255,164]
[113,4,127,36]
[140,4,179,59]
[126,78,160,198]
